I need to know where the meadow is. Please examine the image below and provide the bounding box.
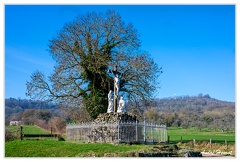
[167,127,235,144]
[5,125,235,157]
[6,125,49,134]
[5,140,154,157]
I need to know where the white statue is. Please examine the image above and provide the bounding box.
[114,74,120,96]
[107,90,114,113]
[117,96,126,113]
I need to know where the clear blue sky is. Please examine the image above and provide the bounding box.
[5,5,235,102]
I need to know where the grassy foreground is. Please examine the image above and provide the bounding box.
[5,140,151,157]
[5,126,235,157]
[5,139,235,157]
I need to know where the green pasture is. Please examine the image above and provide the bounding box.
[5,140,151,157]
[6,125,49,134]
[6,125,235,144]
[167,127,235,144]
[5,125,235,157]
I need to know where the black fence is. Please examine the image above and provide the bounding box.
[20,126,59,140]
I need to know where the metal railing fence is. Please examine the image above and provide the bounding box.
[66,121,167,144]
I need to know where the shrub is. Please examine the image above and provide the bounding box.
[5,129,19,142]
[48,117,66,134]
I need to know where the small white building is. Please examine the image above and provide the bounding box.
[9,121,21,126]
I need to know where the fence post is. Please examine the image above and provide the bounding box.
[160,126,162,143]
[135,120,138,142]
[144,117,146,144]
[164,126,167,143]
[225,140,228,149]
[210,139,212,148]
[151,123,154,143]
[118,121,120,143]
[20,126,23,140]
[180,136,182,144]
[167,135,170,143]
[193,139,195,148]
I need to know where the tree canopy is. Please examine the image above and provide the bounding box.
[26,10,162,119]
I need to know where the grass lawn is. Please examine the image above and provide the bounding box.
[5,126,235,157]
[167,127,235,144]
[6,125,49,134]
[5,140,151,157]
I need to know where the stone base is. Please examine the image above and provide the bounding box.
[87,112,140,143]
[93,112,138,124]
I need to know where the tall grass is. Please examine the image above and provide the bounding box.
[178,141,235,156]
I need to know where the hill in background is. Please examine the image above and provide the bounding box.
[5,94,235,131]
[154,94,234,113]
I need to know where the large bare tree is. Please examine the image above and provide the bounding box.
[26,10,162,119]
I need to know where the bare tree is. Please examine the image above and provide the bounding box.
[26,10,162,119]
[48,117,66,134]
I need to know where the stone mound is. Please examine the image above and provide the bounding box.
[93,112,138,124]
[87,112,140,143]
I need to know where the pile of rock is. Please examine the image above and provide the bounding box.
[87,112,139,143]
[93,112,138,124]
[178,149,202,157]
[87,125,118,143]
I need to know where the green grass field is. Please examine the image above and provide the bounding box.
[5,125,235,157]
[5,140,151,157]
[6,125,49,134]
[167,127,235,144]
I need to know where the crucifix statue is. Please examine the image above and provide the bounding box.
[108,66,122,112]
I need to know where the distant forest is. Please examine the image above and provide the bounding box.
[139,94,235,131]
[5,94,235,133]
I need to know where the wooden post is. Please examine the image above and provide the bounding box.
[20,126,23,140]
[225,140,228,149]
[180,136,182,144]
[143,117,146,144]
[193,139,195,148]
[114,83,117,112]
[135,120,138,142]
[167,135,170,143]
[210,139,212,148]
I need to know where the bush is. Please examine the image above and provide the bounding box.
[48,117,66,134]
[5,129,19,142]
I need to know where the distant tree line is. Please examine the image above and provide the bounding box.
[5,94,235,132]
[5,98,90,134]
[5,98,66,133]
[5,98,59,116]
[138,94,235,131]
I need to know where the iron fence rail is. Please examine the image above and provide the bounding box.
[66,121,167,144]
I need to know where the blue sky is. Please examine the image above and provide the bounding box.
[4,5,235,102]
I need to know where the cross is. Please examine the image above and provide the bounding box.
[108,66,122,112]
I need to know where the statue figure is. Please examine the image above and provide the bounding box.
[114,73,120,97]
[108,66,122,112]
[107,90,114,113]
[117,96,126,113]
